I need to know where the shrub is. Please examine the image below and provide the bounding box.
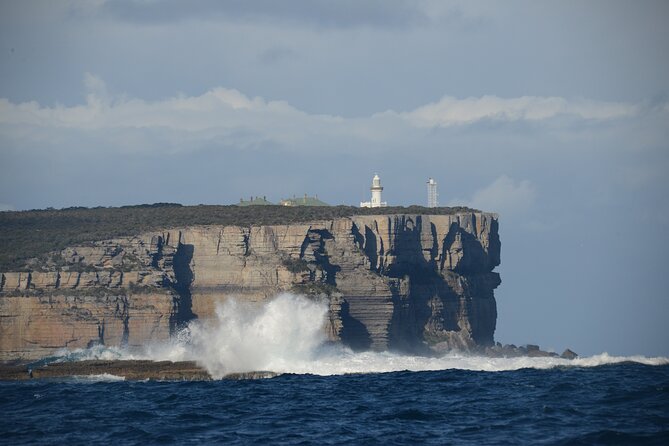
[282,258,310,273]
[0,204,477,271]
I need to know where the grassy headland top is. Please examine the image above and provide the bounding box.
[0,203,479,271]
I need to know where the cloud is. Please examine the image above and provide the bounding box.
[258,46,297,65]
[0,81,310,131]
[0,203,15,212]
[0,74,653,157]
[0,79,347,152]
[395,95,638,128]
[452,175,537,217]
[98,0,428,28]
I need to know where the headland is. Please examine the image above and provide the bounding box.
[0,204,575,378]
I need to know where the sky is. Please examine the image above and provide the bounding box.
[1,0,668,356]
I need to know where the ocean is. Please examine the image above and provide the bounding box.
[2,295,668,445]
[2,361,668,445]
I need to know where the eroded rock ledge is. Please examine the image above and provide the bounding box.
[0,213,500,360]
[0,360,279,381]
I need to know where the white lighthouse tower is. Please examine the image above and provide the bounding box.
[360,174,388,208]
[427,177,438,208]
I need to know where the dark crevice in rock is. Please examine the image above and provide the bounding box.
[299,233,311,259]
[97,320,105,345]
[306,229,341,286]
[364,226,378,272]
[429,222,439,267]
[242,232,250,256]
[309,228,334,240]
[489,218,501,268]
[440,222,458,272]
[339,299,372,351]
[170,242,196,334]
[117,296,129,347]
[350,222,365,250]
[151,236,163,268]
[374,220,384,256]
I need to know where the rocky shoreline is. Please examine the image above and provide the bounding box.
[0,360,277,381]
[0,344,578,381]
[481,344,578,360]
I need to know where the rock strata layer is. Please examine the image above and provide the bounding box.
[0,213,501,360]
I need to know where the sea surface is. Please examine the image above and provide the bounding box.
[2,295,668,445]
[1,361,668,445]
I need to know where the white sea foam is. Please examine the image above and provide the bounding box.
[50,344,141,362]
[48,293,669,377]
[73,373,126,382]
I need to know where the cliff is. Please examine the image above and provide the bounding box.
[0,212,500,360]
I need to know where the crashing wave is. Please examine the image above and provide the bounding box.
[40,294,669,378]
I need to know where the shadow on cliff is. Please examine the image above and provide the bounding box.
[170,243,197,333]
[301,228,341,286]
[301,228,370,350]
[339,300,373,351]
[361,216,497,353]
[348,216,440,353]
[386,217,443,354]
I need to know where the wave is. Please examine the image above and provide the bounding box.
[41,293,669,378]
[72,373,126,382]
[49,344,139,362]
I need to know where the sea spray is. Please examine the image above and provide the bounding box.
[40,293,669,377]
[179,293,329,378]
[46,344,138,363]
[153,293,669,377]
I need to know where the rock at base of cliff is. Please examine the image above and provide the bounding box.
[483,343,579,359]
[560,349,578,360]
[0,360,280,381]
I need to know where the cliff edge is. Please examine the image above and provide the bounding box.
[0,212,500,360]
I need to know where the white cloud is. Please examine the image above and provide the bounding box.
[0,203,15,212]
[397,95,638,128]
[452,175,537,217]
[0,86,309,131]
[0,75,648,156]
[83,72,110,107]
[0,79,351,152]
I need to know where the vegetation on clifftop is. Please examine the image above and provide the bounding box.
[0,203,478,271]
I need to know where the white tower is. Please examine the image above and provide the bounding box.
[360,174,388,208]
[427,177,438,208]
[371,174,383,207]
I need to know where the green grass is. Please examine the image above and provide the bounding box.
[0,203,477,271]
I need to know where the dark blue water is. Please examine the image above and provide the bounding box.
[1,363,668,445]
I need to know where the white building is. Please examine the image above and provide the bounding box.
[360,174,388,208]
[427,177,438,208]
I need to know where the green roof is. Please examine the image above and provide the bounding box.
[279,196,330,207]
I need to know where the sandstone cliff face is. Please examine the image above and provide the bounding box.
[0,213,500,360]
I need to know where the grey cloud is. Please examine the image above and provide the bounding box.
[258,46,297,65]
[101,0,428,28]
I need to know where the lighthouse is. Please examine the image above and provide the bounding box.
[360,174,388,208]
